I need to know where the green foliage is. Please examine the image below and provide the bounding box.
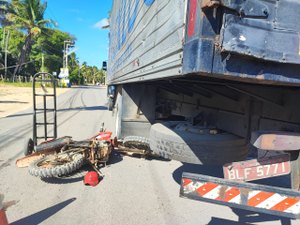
[0,1,11,26]
[0,27,76,78]
[0,28,24,58]
[31,29,74,74]
[4,0,57,79]
[0,0,104,85]
[68,55,105,85]
[0,0,77,81]
[80,64,105,85]
[7,0,56,33]
[0,28,21,78]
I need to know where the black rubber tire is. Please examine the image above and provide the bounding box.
[24,138,34,156]
[123,136,150,151]
[28,152,85,178]
[149,122,248,165]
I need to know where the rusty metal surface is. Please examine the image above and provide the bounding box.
[90,140,112,164]
[16,136,113,169]
[201,0,220,9]
[116,145,149,157]
[59,139,112,166]
[223,154,291,182]
[219,0,300,64]
[290,151,300,190]
[251,131,300,151]
[16,156,41,168]
[201,0,268,17]
[16,136,73,168]
[16,148,59,168]
[36,136,72,152]
[184,0,300,85]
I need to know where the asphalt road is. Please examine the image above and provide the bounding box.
[0,86,299,225]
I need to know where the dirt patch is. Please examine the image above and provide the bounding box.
[0,86,69,118]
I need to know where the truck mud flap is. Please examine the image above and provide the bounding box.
[180,172,300,219]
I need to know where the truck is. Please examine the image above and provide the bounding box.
[107,0,300,219]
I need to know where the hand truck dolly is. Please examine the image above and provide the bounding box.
[24,72,58,155]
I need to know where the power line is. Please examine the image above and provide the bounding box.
[40,30,65,55]
[39,46,60,56]
[0,60,35,70]
[46,4,59,26]
[42,42,63,54]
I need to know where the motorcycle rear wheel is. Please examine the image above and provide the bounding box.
[28,152,85,178]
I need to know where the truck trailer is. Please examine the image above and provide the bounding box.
[107,0,300,219]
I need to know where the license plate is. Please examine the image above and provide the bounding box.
[223,154,291,182]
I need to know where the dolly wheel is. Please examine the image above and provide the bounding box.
[24,138,34,156]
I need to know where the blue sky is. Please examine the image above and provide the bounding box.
[45,0,112,68]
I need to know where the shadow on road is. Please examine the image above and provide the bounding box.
[107,150,123,165]
[5,105,108,118]
[40,165,91,184]
[231,208,293,225]
[207,217,250,225]
[207,209,293,225]
[0,100,28,104]
[58,105,108,112]
[5,112,32,118]
[172,163,224,185]
[10,198,76,225]
[71,86,105,90]
[207,216,292,225]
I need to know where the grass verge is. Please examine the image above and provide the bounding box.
[0,81,33,87]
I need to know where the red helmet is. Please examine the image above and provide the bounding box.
[83,171,99,186]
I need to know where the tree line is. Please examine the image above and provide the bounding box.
[0,0,105,85]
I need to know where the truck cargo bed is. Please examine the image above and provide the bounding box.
[108,0,186,84]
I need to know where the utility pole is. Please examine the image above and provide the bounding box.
[41,52,44,72]
[2,27,5,49]
[4,29,10,80]
[63,41,65,68]
[63,40,74,69]
[61,40,74,79]
[65,43,75,68]
[59,40,74,79]
[66,43,69,68]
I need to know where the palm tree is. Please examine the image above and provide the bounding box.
[5,0,56,81]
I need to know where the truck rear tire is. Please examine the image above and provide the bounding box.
[149,122,248,165]
[123,136,151,151]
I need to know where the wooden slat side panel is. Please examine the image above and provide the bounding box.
[108,0,186,84]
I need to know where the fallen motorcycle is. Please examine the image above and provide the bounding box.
[16,132,113,179]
